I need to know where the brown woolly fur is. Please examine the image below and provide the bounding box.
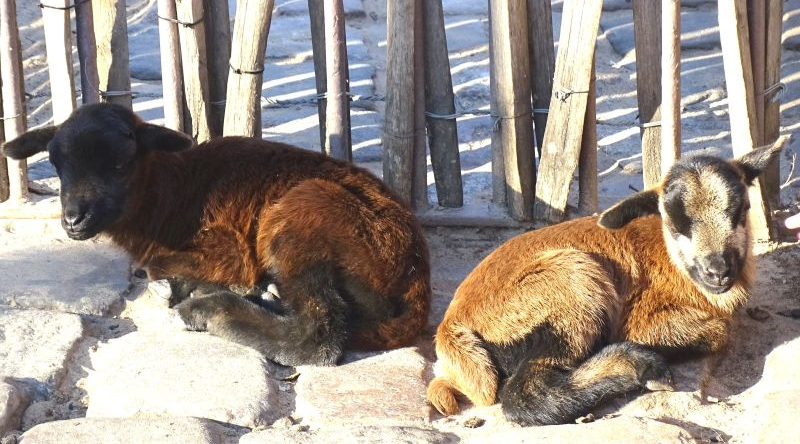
[1,103,431,366]
[428,144,782,426]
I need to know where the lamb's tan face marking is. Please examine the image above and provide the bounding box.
[660,159,750,295]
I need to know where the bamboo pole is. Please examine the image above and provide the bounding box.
[157,0,186,132]
[423,0,462,208]
[224,0,274,138]
[323,0,352,160]
[75,0,101,104]
[175,0,211,142]
[661,0,681,176]
[308,0,327,151]
[534,0,602,223]
[762,0,783,205]
[578,59,597,215]
[412,0,429,210]
[632,0,663,187]
[204,0,231,138]
[0,0,28,202]
[93,0,132,108]
[489,0,535,221]
[527,0,555,154]
[719,0,774,241]
[40,0,77,124]
[383,0,417,204]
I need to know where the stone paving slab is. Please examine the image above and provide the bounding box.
[0,222,129,316]
[601,9,721,57]
[240,425,459,444]
[0,378,32,436]
[19,416,243,444]
[83,331,279,428]
[273,0,365,18]
[0,308,84,389]
[784,0,800,51]
[294,347,431,425]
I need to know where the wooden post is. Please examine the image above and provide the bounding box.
[308,0,327,151]
[412,0,429,210]
[175,0,211,142]
[40,1,77,124]
[0,0,28,202]
[489,0,535,221]
[204,0,231,138]
[0,72,8,202]
[762,0,783,205]
[534,0,602,223]
[527,0,555,154]
[661,0,681,176]
[94,0,132,108]
[75,0,101,104]
[224,0,274,138]
[157,0,186,132]
[384,0,417,204]
[423,0,462,208]
[633,0,663,187]
[578,59,597,215]
[719,0,774,241]
[323,0,352,160]
[488,6,506,207]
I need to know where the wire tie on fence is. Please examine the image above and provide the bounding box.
[98,90,136,100]
[490,110,531,132]
[639,121,662,129]
[230,63,265,75]
[532,108,549,115]
[210,100,226,107]
[761,82,785,103]
[555,88,590,102]
[157,12,206,28]
[0,112,23,121]
[39,0,90,11]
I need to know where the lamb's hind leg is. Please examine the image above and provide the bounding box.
[174,264,348,366]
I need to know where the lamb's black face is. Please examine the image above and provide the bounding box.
[47,106,139,240]
[660,157,751,294]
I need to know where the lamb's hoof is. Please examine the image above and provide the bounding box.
[174,299,209,331]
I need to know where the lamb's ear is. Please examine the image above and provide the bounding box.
[135,123,195,152]
[1,126,58,159]
[734,135,788,185]
[598,188,660,229]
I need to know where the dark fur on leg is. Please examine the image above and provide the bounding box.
[174,264,348,366]
[500,342,672,426]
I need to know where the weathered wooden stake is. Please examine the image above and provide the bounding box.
[719,0,774,241]
[578,59,597,215]
[41,0,77,123]
[412,0,429,210]
[762,0,783,205]
[384,0,417,204]
[175,0,211,142]
[534,0,603,223]
[661,0,681,176]
[308,0,327,151]
[75,0,101,104]
[0,70,8,202]
[0,0,28,202]
[157,0,186,132]
[423,0,462,208]
[224,0,275,138]
[489,0,535,221]
[488,6,506,207]
[632,0,663,187]
[527,0,555,154]
[93,0,132,108]
[323,0,352,160]
[204,0,231,138]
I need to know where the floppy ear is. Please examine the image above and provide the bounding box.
[1,126,59,159]
[598,188,660,229]
[135,123,195,152]
[733,135,788,185]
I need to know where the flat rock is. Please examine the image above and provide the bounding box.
[0,378,32,436]
[273,0,365,18]
[553,0,716,11]
[120,280,176,331]
[83,331,279,428]
[294,347,431,425]
[0,308,84,387]
[240,425,459,444]
[0,221,129,316]
[601,9,720,57]
[462,416,694,444]
[749,337,800,393]
[743,390,800,444]
[19,416,243,444]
